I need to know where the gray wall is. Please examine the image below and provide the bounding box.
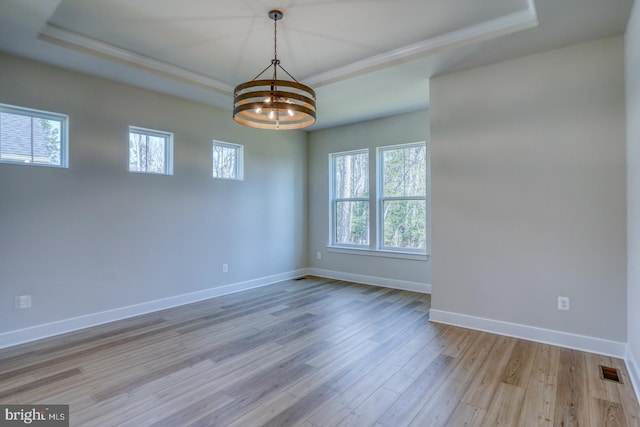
[0,53,307,334]
[307,111,431,286]
[430,36,627,341]
[627,0,640,376]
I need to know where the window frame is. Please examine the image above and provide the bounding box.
[0,103,69,168]
[212,140,244,181]
[329,149,370,248]
[328,142,429,260]
[377,142,428,254]
[128,126,174,175]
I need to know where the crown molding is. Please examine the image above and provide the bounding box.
[38,25,234,96]
[305,1,539,87]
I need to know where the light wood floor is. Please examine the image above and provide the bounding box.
[1,277,638,426]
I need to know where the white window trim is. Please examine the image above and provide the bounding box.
[212,140,244,181]
[128,126,174,175]
[329,149,370,248]
[0,103,69,168]
[377,142,428,254]
[326,245,428,261]
[328,142,429,260]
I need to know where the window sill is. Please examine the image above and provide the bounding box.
[326,246,429,261]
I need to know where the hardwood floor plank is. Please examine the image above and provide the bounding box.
[453,334,518,410]
[447,331,497,385]
[0,277,636,427]
[262,313,431,426]
[260,384,337,427]
[303,399,353,427]
[590,397,629,427]
[517,343,560,426]
[224,390,303,427]
[441,328,473,358]
[382,342,445,396]
[0,316,167,367]
[288,340,381,397]
[0,368,82,400]
[377,354,455,427]
[501,339,537,388]
[554,348,591,427]
[80,393,162,427]
[336,386,400,427]
[408,378,467,427]
[481,383,526,426]
[300,321,442,426]
[444,402,487,427]
[608,359,640,427]
[149,391,235,427]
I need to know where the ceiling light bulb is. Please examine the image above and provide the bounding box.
[269,110,275,120]
[256,107,262,114]
[265,97,271,104]
[288,109,294,116]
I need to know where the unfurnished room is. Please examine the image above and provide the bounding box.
[1,0,640,426]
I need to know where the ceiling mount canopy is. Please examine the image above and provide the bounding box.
[233,9,316,130]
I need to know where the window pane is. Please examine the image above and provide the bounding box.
[382,145,426,197]
[128,128,171,174]
[382,199,426,249]
[335,152,368,198]
[336,201,369,245]
[0,111,63,166]
[129,133,147,172]
[213,144,237,179]
[146,135,166,173]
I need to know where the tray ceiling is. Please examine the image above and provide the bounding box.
[0,0,633,129]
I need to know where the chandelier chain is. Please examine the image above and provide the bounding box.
[272,13,279,82]
[274,15,278,62]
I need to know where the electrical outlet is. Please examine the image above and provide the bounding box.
[316,251,322,260]
[15,295,32,309]
[558,296,570,311]
[222,263,228,273]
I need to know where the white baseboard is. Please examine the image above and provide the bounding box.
[626,344,640,403]
[429,309,627,358]
[0,269,307,350]
[306,268,431,294]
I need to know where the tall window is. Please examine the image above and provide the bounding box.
[128,126,173,175]
[212,141,243,180]
[0,103,68,167]
[331,150,369,246]
[379,143,427,251]
[330,142,427,256]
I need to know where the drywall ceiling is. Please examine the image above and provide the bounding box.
[0,0,633,129]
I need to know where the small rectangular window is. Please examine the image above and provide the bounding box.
[213,141,243,180]
[0,103,68,168]
[331,150,370,247]
[379,142,427,251]
[128,126,173,175]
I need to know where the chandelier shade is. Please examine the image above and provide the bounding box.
[233,10,316,130]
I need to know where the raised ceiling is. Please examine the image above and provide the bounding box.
[0,0,633,129]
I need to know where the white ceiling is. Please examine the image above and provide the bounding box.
[0,0,633,130]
